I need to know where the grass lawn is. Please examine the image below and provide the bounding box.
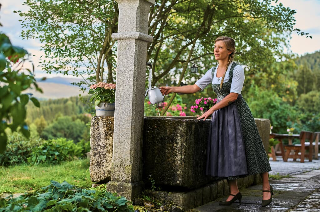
[0,159,91,195]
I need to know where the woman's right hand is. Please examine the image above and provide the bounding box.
[160,86,174,95]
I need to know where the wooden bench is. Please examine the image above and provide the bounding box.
[314,132,319,160]
[284,131,314,163]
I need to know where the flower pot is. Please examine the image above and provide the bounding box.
[95,102,115,117]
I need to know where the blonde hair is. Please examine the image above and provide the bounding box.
[215,36,236,89]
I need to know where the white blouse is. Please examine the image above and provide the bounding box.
[195,62,245,94]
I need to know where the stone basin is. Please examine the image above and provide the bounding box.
[143,116,270,191]
[143,116,214,190]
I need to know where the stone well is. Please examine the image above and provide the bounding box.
[90,116,270,209]
[143,116,214,190]
[143,117,270,189]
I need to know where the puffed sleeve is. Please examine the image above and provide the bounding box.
[230,65,245,94]
[195,67,214,91]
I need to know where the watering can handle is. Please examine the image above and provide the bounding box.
[147,62,152,90]
[145,62,152,98]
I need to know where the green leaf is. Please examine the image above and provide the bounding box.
[46,199,57,207]
[95,100,101,106]
[27,196,39,208]
[20,124,30,138]
[10,83,21,95]
[20,94,29,105]
[1,93,13,110]
[0,53,6,71]
[30,97,40,107]
[12,46,28,55]
[0,198,7,208]
[116,197,127,206]
[0,86,8,98]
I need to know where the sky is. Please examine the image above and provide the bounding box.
[1,0,320,78]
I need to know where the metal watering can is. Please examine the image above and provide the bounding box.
[145,63,164,105]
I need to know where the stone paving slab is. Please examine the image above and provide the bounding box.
[269,156,320,176]
[193,156,320,212]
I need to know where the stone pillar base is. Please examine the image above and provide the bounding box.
[106,181,144,202]
[89,116,114,183]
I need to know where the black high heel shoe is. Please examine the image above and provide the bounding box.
[262,185,273,207]
[219,192,242,206]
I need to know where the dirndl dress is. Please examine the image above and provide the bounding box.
[206,62,271,180]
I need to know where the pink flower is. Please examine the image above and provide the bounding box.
[90,82,115,90]
[180,112,186,116]
[177,105,182,111]
[191,109,195,113]
[147,101,151,105]
[195,105,198,109]
[204,101,207,104]
[204,98,207,101]
[172,106,177,111]
[166,112,172,116]
[208,97,211,100]
[184,107,187,109]
[163,102,168,106]
[200,107,203,111]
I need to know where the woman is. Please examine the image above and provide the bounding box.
[160,36,273,207]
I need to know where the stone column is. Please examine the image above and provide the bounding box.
[106,0,154,201]
[254,118,270,153]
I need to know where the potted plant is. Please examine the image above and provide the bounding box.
[89,82,116,116]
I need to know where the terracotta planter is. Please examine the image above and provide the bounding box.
[95,102,115,117]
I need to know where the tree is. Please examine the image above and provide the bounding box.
[33,115,47,135]
[295,64,316,96]
[147,0,303,87]
[246,85,297,133]
[295,51,320,92]
[17,0,303,89]
[0,4,42,153]
[297,91,320,115]
[17,0,118,88]
[41,116,87,143]
[243,59,299,104]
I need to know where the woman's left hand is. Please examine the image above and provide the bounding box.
[197,108,214,121]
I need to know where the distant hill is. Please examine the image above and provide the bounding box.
[24,77,89,99]
[295,51,320,71]
[35,77,86,86]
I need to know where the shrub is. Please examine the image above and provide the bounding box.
[0,130,43,166]
[28,138,87,165]
[0,181,134,212]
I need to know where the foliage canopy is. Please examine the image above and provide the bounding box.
[17,0,303,87]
